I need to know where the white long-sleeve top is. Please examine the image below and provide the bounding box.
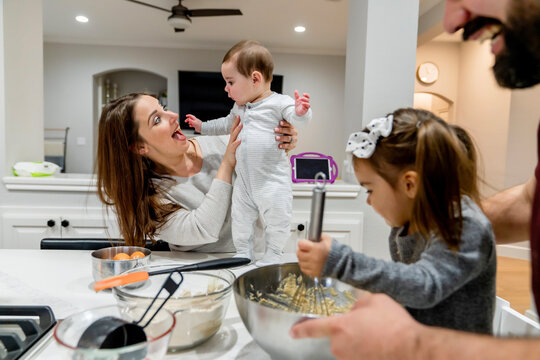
[157,136,236,253]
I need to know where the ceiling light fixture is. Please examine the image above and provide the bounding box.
[168,15,192,30]
[294,26,306,33]
[75,15,89,23]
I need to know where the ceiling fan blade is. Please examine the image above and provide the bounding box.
[174,28,186,32]
[125,0,171,13]
[188,9,243,17]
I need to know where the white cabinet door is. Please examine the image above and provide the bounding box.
[284,211,363,254]
[60,215,120,239]
[1,210,123,249]
[322,213,363,252]
[2,214,60,249]
[283,218,308,254]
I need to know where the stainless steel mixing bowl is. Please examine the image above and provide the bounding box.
[234,262,361,360]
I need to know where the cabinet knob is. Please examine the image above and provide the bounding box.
[47,219,55,227]
[297,224,305,231]
[61,219,70,228]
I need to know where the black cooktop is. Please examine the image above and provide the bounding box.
[0,306,57,360]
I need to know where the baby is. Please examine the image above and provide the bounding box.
[185,40,312,266]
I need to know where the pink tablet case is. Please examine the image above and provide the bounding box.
[290,152,338,183]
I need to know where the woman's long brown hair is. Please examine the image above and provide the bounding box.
[354,108,479,250]
[96,93,180,247]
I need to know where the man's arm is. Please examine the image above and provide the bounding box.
[290,293,540,360]
[481,177,535,244]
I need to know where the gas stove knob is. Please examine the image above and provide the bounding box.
[47,219,55,227]
[61,219,70,228]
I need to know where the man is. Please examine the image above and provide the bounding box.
[290,0,540,358]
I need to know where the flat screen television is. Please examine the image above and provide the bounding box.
[178,70,283,130]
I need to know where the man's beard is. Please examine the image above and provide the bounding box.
[462,1,540,89]
[495,0,540,89]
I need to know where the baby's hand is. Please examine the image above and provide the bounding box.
[294,90,311,116]
[296,233,332,277]
[185,114,202,133]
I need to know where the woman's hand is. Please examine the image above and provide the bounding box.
[296,233,332,277]
[215,116,241,184]
[223,116,242,168]
[275,121,298,152]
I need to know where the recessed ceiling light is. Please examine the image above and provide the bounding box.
[294,26,306,33]
[75,15,89,23]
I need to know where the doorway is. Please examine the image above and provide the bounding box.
[413,92,454,123]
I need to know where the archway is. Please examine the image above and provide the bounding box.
[413,92,454,123]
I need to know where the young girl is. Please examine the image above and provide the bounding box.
[296,108,496,334]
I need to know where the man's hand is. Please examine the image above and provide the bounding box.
[290,293,421,360]
[275,120,298,152]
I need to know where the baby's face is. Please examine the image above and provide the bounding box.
[221,60,258,106]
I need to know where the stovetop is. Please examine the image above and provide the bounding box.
[0,306,57,360]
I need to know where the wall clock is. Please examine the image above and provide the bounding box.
[417,62,439,85]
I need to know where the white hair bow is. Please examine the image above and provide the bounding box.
[345,115,393,159]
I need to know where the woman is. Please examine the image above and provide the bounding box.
[96,93,298,251]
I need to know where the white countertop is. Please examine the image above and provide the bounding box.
[2,174,360,197]
[0,249,298,359]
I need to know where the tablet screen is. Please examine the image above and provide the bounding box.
[295,158,330,180]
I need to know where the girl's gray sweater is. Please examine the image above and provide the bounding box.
[323,197,496,334]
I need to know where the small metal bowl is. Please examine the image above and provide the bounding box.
[91,246,151,283]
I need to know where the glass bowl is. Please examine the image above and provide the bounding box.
[113,264,235,352]
[53,304,175,360]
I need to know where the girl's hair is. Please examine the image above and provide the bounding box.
[223,40,274,82]
[96,93,180,247]
[353,108,479,250]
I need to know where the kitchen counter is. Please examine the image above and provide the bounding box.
[0,249,298,359]
[2,174,360,197]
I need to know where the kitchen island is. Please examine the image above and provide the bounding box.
[0,249,299,359]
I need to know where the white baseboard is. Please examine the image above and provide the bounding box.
[496,242,531,261]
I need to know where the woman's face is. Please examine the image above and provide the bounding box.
[354,159,414,228]
[134,95,188,163]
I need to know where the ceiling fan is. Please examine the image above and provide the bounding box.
[126,0,243,32]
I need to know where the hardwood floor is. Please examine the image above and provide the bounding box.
[496,256,531,314]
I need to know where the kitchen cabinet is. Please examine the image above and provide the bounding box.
[1,210,120,249]
[284,211,363,253]
[1,176,364,252]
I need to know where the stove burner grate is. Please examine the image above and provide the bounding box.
[0,306,56,360]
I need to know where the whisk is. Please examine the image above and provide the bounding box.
[290,172,330,316]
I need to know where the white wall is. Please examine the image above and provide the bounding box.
[343,0,419,260]
[0,0,5,181]
[3,0,44,173]
[44,42,346,174]
[505,88,540,188]
[456,41,512,197]
[415,42,460,122]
